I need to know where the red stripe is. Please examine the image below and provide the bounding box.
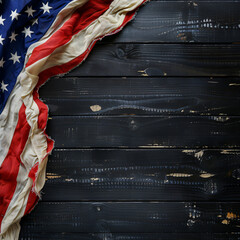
[24,163,39,215]
[24,1,147,215]
[24,5,145,213]
[24,0,147,220]
[26,0,114,68]
[0,104,30,231]
[24,92,54,215]
[36,42,96,88]
[1,0,147,234]
[33,92,54,156]
[35,5,144,90]
[24,189,39,215]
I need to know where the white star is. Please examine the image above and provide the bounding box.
[0,57,5,68]
[1,81,8,92]
[9,32,18,42]
[0,35,4,45]
[25,6,36,17]
[22,27,34,38]
[31,18,38,25]
[9,52,21,64]
[10,10,20,21]
[0,15,5,25]
[40,2,52,14]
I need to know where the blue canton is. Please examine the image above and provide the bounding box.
[0,0,73,114]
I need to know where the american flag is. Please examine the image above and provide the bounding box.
[0,0,147,239]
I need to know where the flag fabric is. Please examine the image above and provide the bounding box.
[0,0,148,239]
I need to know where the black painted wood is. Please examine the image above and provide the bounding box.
[66,44,240,77]
[20,1,240,239]
[19,232,240,240]
[47,116,240,148]
[103,1,240,43]
[42,149,240,201]
[20,202,240,233]
[39,77,240,116]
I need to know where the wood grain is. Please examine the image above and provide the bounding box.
[47,116,240,148]
[20,202,240,233]
[39,77,240,116]
[19,232,240,240]
[42,149,240,201]
[66,44,240,77]
[20,1,240,239]
[103,1,240,43]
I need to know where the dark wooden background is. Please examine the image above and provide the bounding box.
[20,1,240,239]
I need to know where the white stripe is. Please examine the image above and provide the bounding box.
[0,0,89,167]
[26,0,144,76]
[25,0,89,65]
[0,0,145,238]
[0,83,22,166]
[0,100,40,237]
[0,1,90,238]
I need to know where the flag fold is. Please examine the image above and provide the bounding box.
[0,0,147,239]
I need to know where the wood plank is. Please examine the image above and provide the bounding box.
[66,44,240,77]
[42,149,240,201]
[20,202,240,233]
[19,2,240,240]
[103,1,240,43]
[19,232,240,240]
[39,77,240,116]
[47,116,240,148]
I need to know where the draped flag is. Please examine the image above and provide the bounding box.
[0,0,147,239]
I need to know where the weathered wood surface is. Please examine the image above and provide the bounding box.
[20,1,240,238]
[47,116,240,148]
[20,202,240,233]
[42,149,240,201]
[66,44,240,77]
[102,1,240,43]
[40,77,240,116]
[19,233,240,240]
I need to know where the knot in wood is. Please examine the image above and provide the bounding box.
[116,47,126,59]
